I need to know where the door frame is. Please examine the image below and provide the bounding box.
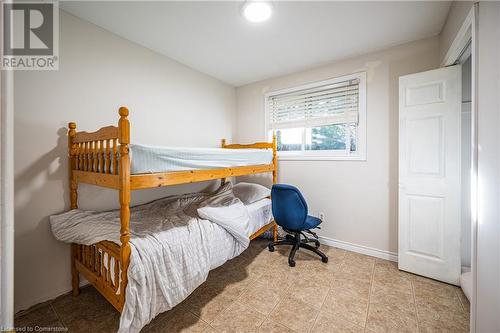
[442,4,478,332]
[0,1,15,331]
[0,47,15,332]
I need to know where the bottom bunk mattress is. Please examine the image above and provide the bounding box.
[49,183,272,333]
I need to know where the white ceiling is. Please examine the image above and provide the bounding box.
[61,1,451,86]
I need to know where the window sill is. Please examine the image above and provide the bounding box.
[277,154,366,161]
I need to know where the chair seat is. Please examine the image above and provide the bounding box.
[303,215,322,230]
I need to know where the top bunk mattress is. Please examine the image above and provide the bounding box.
[129,144,273,174]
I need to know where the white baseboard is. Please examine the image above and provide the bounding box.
[318,236,398,262]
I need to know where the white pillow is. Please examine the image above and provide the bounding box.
[232,182,271,205]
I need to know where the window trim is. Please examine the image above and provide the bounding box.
[264,72,367,161]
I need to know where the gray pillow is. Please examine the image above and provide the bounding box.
[232,182,271,205]
[198,181,239,208]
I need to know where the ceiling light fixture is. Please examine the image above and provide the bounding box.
[242,1,272,23]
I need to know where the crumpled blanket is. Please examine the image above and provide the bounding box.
[50,183,249,333]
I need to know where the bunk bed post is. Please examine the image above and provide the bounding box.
[118,107,131,301]
[220,138,227,185]
[68,122,78,209]
[272,133,278,242]
[272,134,277,184]
[68,122,80,296]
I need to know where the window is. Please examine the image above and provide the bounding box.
[266,72,366,160]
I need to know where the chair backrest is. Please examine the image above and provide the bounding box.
[271,184,308,231]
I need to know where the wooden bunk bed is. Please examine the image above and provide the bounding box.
[67,106,278,312]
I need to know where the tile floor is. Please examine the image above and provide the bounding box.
[15,240,470,333]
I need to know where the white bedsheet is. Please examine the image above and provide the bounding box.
[129,144,273,174]
[247,198,272,232]
[49,185,272,333]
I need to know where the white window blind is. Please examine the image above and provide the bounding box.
[268,78,360,130]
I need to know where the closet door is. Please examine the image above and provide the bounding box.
[399,66,461,285]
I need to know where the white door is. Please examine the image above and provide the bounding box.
[399,66,462,285]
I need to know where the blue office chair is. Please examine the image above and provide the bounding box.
[269,184,328,267]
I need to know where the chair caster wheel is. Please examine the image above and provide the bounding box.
[268,244,275,252]
[314,241,320,249]
[288,259,296,267]
[321,257,329,263]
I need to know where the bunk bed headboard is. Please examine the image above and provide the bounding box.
[67,108,130,197]
[68,108,130,176]
[221,134,278,184]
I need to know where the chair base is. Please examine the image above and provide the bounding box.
[268,231,328,267]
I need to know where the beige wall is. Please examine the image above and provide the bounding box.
[439,1,474,64]
[14,11,235,312]
[235,37,440,255]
